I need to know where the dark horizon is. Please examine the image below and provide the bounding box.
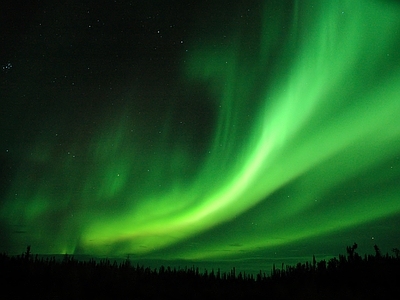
[2,243,400,298]
[4,240,398,277]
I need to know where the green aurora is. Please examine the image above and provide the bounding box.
[1,0,400,266]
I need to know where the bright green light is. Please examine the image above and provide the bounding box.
[1,0,400,259]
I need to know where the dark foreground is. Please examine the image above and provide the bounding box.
[1,244,399,299]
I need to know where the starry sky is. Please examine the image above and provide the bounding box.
[1,0,400,273]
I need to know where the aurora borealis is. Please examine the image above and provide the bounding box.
[1,0,400,270]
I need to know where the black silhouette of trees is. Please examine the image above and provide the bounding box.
[374,244,381,258]
[1,243,400,298]
[392,248,400,258]
[346,242,358,261]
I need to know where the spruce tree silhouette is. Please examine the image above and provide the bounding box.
[24,245,31,261]
[374,244,381,258]
[346,242,358,261]
[392,248,400,259]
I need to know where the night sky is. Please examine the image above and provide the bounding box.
[1,0,400,273]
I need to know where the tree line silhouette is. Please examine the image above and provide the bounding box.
[1,244,399,299]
